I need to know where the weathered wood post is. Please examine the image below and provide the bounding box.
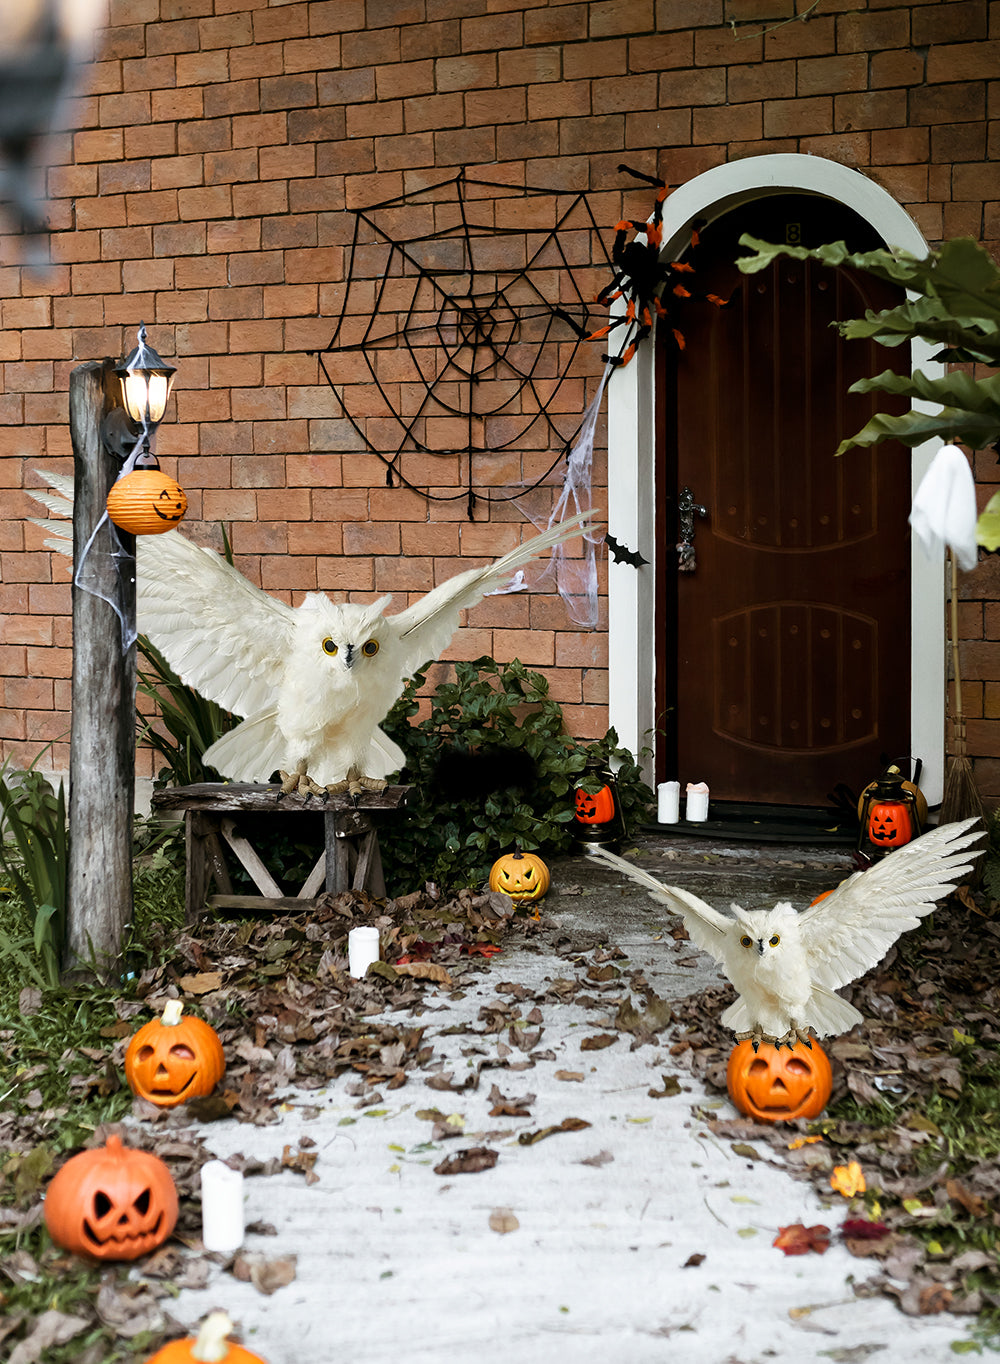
[65,358,136,981]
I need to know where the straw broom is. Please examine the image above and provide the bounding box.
[940,548,985,833]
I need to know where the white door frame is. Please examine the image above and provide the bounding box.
[607,154,945,806]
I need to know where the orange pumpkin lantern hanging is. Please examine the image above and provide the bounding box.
[143,1311,268,1364]
[125,999,226,1108]
[488,848,551,904]
[856,767,922,863]
[44,1133,178,1261]
[106,453,188,536]
[726,1039,832,1124]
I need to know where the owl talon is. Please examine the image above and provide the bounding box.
[279,762,325,797]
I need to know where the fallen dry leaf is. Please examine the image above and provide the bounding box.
[232,1251,298,1295]
[554,1070,584,1082]
[683,1252,705,1268]
[830,1161,866,1198]
[489,1208,519,1234]
[7,1309,91,1364]
[433,1146,499,1176]
[393,961,454,988]
[579,1149,614,1167]
[176,971,223,995]
[648,1074,682,1098]
[579,1033,617,1051]
[517,1117,591,1146]
[773,1223,830,1256]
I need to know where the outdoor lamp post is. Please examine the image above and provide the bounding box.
[102,323,178,465]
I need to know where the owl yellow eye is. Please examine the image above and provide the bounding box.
[740,935,753,949]
[769,934,780,946]
[362,639,379,657]
[322,638,338,656]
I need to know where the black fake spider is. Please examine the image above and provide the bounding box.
[589,165,729,367]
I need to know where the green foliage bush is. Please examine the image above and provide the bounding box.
[0,757,67,988]
[381,655,653,892]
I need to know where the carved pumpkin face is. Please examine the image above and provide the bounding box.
[867,801,913,848]
[574,784,616,825]
[726,1040,832,1123]
[44,1134,178,1261]
[125,1002,226,1108]
[488,851,550,903]
[107,468,188,535]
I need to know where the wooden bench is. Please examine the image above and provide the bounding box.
[150,782,410,922]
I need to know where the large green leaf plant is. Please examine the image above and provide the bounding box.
[736,234,1000,548]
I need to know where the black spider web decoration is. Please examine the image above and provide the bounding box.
[318,170,614,517]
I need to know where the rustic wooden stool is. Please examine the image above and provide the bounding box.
[150,782,410,922]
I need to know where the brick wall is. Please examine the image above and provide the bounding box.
[2,0,999,791]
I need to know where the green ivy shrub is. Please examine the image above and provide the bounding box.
[380,656,653,892]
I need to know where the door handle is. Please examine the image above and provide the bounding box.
[676,486,707,573]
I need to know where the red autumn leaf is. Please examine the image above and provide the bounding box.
[773,1223,831,1256]
[465,944,502,958]
[841,1218,890,1241]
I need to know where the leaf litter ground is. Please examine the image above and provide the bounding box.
[3,870,999,1360]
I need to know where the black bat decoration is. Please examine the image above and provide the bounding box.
[605,533,649,568]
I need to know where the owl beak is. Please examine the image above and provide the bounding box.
[344,644,354,669]
[756,939,765,955]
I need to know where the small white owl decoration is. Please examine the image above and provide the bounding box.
[587,817,982,1048]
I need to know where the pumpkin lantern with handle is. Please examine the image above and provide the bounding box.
[106,451,188,536]
[726,1039,832,1124]
[570,756,627,853]
[857,767,922,863]
[125,999,226,1108]
[143,1311,268,1364]
[44,1133,178,1261]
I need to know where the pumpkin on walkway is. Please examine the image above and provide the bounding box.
[125,999,225,1107]
[488,849,550,904]
[726,1039,832,1123]
[143,1311,268,1363]
[44,1133,178,1261]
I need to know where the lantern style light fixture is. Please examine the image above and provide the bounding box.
[103,324,187,536]
[570,755,628,854]
[102,323,178,465]
[856,766,923,863]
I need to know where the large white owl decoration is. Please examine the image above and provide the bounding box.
[30,471,595,792]
[587,818,981,1048]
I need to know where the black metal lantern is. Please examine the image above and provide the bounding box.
[570,756,627,854]
[857,767,922,863]
[102,324,178,463]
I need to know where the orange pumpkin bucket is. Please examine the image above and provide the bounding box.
[726,1039,832,1123]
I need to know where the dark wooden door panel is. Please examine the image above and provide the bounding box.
[665,197,911,806]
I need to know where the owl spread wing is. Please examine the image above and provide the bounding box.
[584,846,733,963]
[389,510,596,677]
[136,532,296,718]
[798,817,983,992]
[27,469,294,720]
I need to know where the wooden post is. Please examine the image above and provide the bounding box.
[65,359,136,981]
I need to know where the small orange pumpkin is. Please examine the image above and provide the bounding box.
[726,1040,832,1123]
[107,467,187,535]
[125,1000,225,1107]
[488,849,550,903]
[44,1133,178,1261]
[574,784,616,825]
[866,800,913,848]
[143,1311,268,1364]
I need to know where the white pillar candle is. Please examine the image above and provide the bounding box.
[685,782,710,822]
[657,781,680,823]
[348,925,380,978]
[200,1160,244,1254]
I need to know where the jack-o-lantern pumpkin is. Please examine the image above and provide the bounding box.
[143,1311,268,1364]
[726,1040,832,1123]
[488,849,550,903]
[125,1000,225,1107]
[107,465,187,535]
[866,801,913,848]
[574,784,616,825]
[44,1133,178,1261]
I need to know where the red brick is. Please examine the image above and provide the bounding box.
[927,40,1000,84]
[910,81,986,125]
[694,102,763,143]
[912,0,988,45]
[436,52,497,91]
[834,88,907,132]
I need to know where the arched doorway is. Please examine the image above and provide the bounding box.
[606,156,945,808]
[660,194,911,806]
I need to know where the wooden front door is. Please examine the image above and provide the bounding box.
[659,196,912,807]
